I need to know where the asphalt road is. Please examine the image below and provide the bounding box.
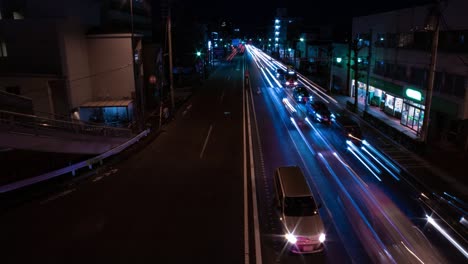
[0,48,465,264]
[245,45,466,263]
[0,59,246,264]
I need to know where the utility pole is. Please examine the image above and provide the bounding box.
[167,7,175,111]
[328,44,334,94]
[365,28,373,112]
[353,43,359,113]
[421,2,441,143]
[346,43,351,96]
[351,39,363,113]
[129,0,144,131]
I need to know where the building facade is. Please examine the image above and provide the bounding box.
[333,0,468,147]
[0,0,152,127]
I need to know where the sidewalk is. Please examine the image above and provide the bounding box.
[333,94,468,195]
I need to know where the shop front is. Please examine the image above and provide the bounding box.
[382,93,403,118]
[352,76,429,137]
[400,87,425,135]
[352,78,404,118]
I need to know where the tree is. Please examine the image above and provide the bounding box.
[350,39,365,113]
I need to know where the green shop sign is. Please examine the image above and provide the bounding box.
[405,88,423,101]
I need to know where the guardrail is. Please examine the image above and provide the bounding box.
[0,110,132,138]
[0,129,150,194]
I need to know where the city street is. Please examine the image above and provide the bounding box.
[0,50,466,264]
[0,59,246,263]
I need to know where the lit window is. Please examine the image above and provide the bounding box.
[275,31,279,36]
[13,12,24,20]
[0,42,7,57]
[275,25,280,30]
[275,37,279,42]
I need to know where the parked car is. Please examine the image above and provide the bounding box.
[292,86,312,103]
[306,101,333,124]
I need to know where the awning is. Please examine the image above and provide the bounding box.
[359,74,404,97]
[80,100,133,108]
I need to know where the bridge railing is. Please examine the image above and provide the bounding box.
[0,110,132,138]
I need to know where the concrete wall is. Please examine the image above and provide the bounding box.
[0,76,54,115]
[61,21,93,109]
[87,35,135,101]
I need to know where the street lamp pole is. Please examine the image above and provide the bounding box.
[167,7,175,111]
[129,0,144,130]
[421,6,441,142]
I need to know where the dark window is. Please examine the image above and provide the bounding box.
[373,60,385,75]
[375,34,386,47]
[284,196,317,216]
[398,33,414,48]
[395,64,407,81]
[410,67,427,87]
[442,73,454,95]
[453,75,466,98]
[386,33,399,48]
[434,72,444,93]
[414,32,431,50]
[384,63,396,78]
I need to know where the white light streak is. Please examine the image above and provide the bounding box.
[426,215,468,258]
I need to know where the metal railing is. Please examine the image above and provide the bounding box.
[0,110,132,138]
[0,129,150,193]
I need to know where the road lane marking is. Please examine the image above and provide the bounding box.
[246,81,263,264]
[199,124,213,159]
[242,61,250,264]
[219,89,225,104]
[40,188,75,205]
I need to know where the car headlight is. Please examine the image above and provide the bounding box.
[316,113,322,119]
[319,233,326,243]
[294,81,298,85]
[298,95,302,100]
[285,81,290,85]
[285,233,297,244]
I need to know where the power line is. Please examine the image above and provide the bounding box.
[69,63,133,83]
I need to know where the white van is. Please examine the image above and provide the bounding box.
[274,166,326,253]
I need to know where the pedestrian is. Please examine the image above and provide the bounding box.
[163,105,170,121]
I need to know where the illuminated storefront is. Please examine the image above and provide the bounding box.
[353,79,403,118]
[383,93,403,117]
[401,88,425,135]
[352,79,427,136]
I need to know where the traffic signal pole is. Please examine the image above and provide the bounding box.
[168,7,175,111]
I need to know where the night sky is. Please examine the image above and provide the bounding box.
[184,0,433,30]
[151,0,434,39]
